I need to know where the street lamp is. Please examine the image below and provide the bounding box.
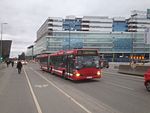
[68,24,73,50]
[69,26,71,50]
[0,23,8,63]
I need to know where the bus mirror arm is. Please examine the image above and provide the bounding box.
[75,66,80,70]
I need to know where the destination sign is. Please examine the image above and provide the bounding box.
[77,50,98,55]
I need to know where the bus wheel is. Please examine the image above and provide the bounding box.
[50,68,52,73]
[62,71,67,79]
[146,81,150,92]
[51,68,55,75]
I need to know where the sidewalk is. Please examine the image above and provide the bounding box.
[0,65,37,113]
[0,63,6,70]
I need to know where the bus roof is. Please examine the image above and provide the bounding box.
[36,54,49,58]
[37,49,99,57]
[50,49,98,56]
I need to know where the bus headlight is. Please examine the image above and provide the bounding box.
[76,73,80,77]
[97,71,101,76]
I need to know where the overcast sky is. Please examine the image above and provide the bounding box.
[0,0,149,57]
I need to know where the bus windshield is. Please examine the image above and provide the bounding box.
[76,56,99,68]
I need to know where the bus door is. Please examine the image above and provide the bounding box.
[40,56,49,71]
[66,54,75,76]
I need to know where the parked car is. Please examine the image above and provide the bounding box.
[144,68,150,92]
[99,59,109,68]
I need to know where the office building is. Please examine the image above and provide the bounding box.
[0,40,12,60]
[26,45,34,60]
[33,9,150,62]
[128,9,150,32]
[81,16,113,32]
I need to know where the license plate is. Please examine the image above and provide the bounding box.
[86,76,92,79]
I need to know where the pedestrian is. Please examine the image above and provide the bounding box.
[6,60,10,67]
[11,60,14,67]
[16,60,23,74]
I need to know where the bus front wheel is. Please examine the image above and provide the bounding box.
[146,81,150,92]
[62,71,67,79]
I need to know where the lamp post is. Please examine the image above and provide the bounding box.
[67,24,72,77]
[69,26,71,50]
[0,23,8,63]
[68,23,73,50]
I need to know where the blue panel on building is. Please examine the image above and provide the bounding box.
[113,21,127,32]
[62,38,83,50]
[63,19,81,31]
[113,38,132,52]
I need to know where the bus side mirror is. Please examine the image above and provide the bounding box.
[96,64,100,69]
[75,66,80,70]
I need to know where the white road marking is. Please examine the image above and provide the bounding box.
[23,67,43,113]
[42,84,49,87]
[34,70,92,113]
[35,84,49,88]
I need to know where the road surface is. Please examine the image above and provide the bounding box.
[0,63,150,113]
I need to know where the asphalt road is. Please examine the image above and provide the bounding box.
[0,63,150,113]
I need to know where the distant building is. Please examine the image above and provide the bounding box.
[33,9,150,62]
[37,17,63,40]
[0,40,12,60]
[81,16,113,32]
[127,10,150,32]
[26,45,34,60]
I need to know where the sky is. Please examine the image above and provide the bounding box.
[0,0,149,57]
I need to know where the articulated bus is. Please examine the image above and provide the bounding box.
[37,49,102,80]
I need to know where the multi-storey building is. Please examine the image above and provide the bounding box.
[33,9,150,62]
[81,16,113,32]
[37,17,63,40]
[26,45,34,60]
[0,40,12,60]
[128,9,150,32]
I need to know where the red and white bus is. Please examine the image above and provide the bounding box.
[37,49,101,80]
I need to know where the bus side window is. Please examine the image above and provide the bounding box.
[69,55,75,68]
[62,56,67,67]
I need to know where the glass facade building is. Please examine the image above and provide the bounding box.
[34,31,150,62]
[33,10,150,62]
